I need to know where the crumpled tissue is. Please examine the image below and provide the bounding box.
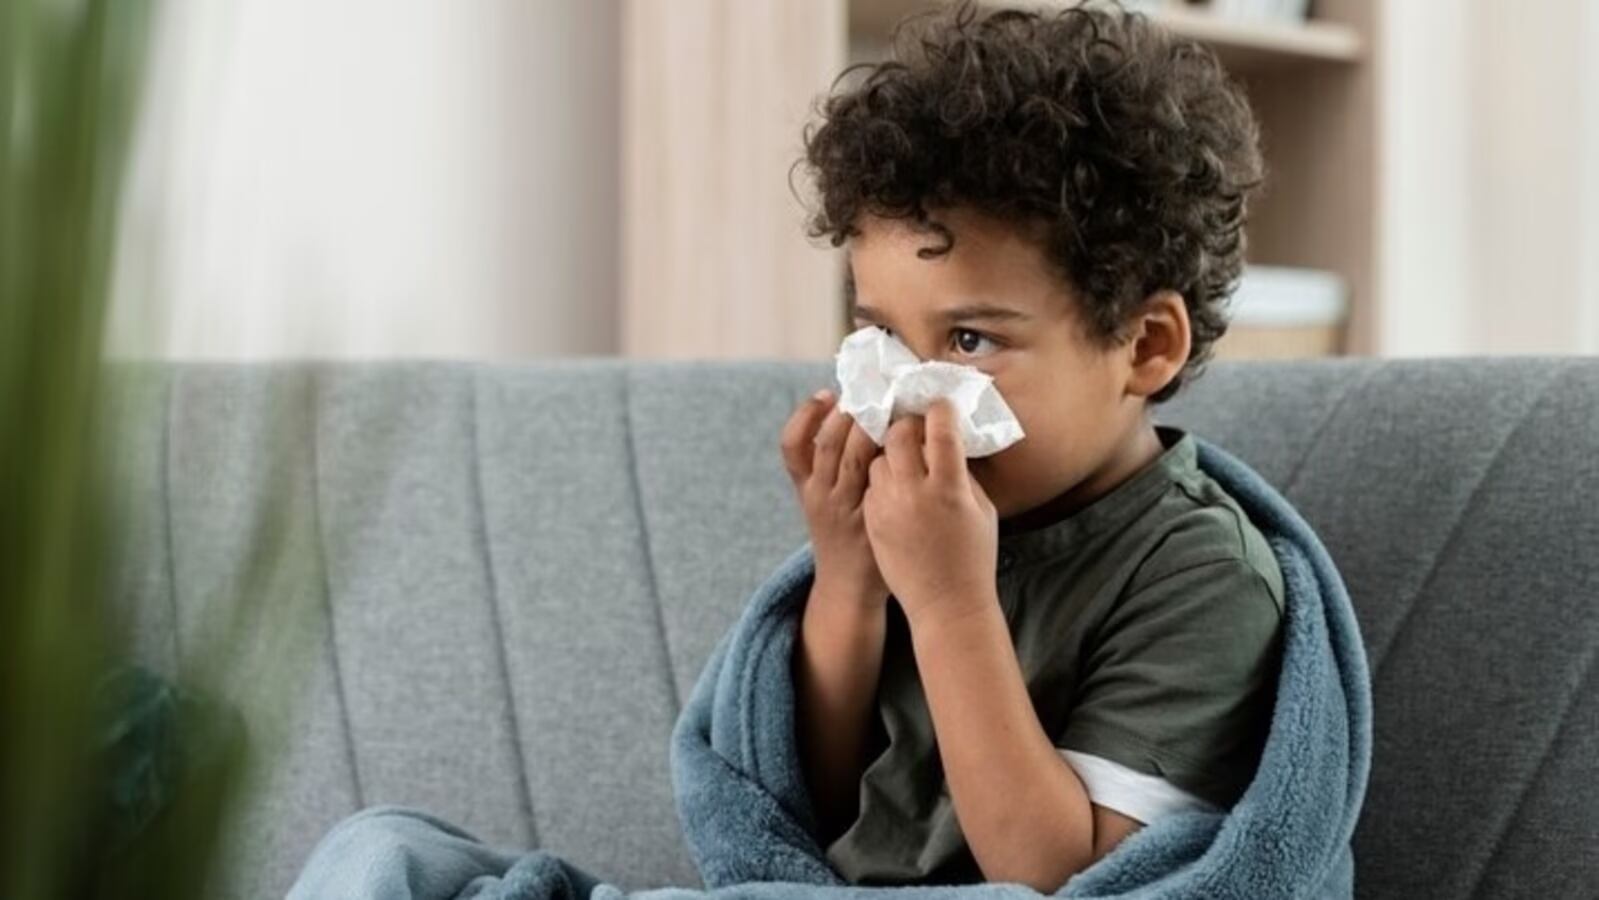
[833,325,1025,458]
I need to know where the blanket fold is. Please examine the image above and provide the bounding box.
[289,437,1371,899]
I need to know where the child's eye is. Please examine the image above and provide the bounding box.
[952,328,999,357]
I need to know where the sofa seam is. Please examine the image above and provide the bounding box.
[623,368,684,719]
[1369,366,1568,683]
[469,365,541,847]
[161,367,182,669]
[308,366,367,807]
[1282,359,1389,496]
[1467,624,1599,899]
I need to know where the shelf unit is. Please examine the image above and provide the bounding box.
[842,0,1379,358]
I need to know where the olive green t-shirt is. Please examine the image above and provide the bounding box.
[821,424,1286,886]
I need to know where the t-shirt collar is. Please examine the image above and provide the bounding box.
[995,425,1195,567]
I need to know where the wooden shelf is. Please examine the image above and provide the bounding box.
[1147,6,1361,70]
[850,1,1362,74]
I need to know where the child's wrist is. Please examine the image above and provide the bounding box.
[810,567,889,610]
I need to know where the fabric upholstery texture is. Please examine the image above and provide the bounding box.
[99,357,1599,900]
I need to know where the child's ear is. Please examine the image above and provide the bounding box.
[1121,290,1192,399]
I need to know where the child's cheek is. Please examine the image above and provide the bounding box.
[989,369,1040,444]
[982,358,1024,404]
[976,353,1012,380]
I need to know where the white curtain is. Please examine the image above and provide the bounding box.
[106,0,621,360]
[1379,0,1599,356]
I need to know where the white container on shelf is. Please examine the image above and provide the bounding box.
[1216,264,1348,358]
[1207,0,1312,23]
[1226,264,1347,327]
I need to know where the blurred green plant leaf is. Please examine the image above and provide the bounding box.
[0,1,277,898]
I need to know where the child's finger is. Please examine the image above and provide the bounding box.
[924,397,965,481]
[810,404,855,487]
[834,420,878,501]
[867,453,890,489]
[885,415,927,479]
[780,390,833,483]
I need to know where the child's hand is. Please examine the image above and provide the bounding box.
[781,389,889,606]
[862,397,999,632]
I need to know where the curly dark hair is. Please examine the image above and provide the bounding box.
[794,0,1265,403]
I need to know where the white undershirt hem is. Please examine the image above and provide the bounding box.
[1057,748,1223,825]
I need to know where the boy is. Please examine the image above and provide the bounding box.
[782,1,1282,892]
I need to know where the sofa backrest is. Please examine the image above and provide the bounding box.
[100,357,1599,900]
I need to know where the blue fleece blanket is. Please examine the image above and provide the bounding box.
[289,437,1371,899]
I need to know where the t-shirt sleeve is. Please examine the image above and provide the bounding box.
[1054,556,1283,810]
[1056,748,1221,825]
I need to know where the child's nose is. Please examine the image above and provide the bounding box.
[892,332,940,364]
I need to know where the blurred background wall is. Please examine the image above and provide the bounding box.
[1380,0,1599,356]
[104,0,1599,362]
[107,0,623,359]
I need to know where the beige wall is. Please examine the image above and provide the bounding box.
[620,0,846,360]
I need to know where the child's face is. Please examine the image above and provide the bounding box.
[846,206,1150,522]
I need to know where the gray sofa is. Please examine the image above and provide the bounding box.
[101,356,1599,899]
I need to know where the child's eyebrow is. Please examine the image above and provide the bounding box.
[851,302,1031,324]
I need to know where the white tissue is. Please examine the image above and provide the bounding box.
[833,325,1025,458]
